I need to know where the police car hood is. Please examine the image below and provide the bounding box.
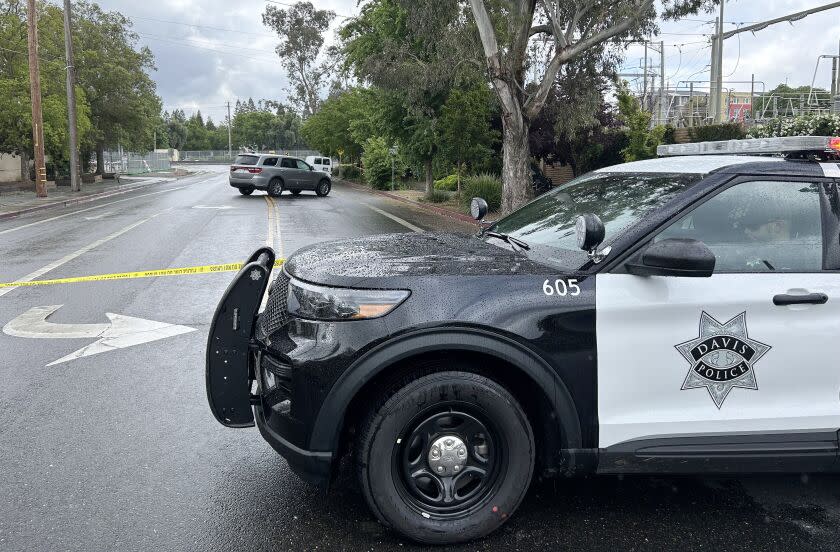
[283,232,553,287]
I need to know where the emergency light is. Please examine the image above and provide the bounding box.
[657,136,840,157]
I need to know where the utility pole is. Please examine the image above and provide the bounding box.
[642,41,648,108]
[659,41,666,126]
[26,0,47,197]
[62,0,80,192]
[227,101,232,159]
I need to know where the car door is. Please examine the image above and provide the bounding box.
[279,157,299,188]
[296,159,318,189]
[596,177,840,471]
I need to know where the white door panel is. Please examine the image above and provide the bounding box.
[597,273,840,449]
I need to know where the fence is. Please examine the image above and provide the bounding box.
[179,149,322,163]
[98,151,171,175]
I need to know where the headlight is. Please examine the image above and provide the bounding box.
[286,277,410,321]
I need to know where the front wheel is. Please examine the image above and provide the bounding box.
[238,187,254,196]
[316,179,331,197]
[357,371,535,544]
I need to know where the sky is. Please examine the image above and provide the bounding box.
[91,0,840,121]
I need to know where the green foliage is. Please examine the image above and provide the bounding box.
[362,136,398,190]
[434,174,459,191]
[616,81,664,162]
[0,2,95,176]
[747,114,840,138]
[438,85,498,176]
[688,122,745,142]
[460,173,502,212]
[423,189,450,203]
[340,164,361,180]
[301,88,375,161]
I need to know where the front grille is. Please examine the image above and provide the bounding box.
[259,272,290,337]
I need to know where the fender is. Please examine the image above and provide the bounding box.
[308,326,583,466]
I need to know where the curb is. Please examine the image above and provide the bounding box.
[338,179,477,224]
[0,177,177,221]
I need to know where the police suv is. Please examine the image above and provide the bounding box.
[206,136,840,544]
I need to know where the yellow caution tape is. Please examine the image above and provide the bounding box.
[0,259,285,288]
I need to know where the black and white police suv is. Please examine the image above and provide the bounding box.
[206,136,840,544]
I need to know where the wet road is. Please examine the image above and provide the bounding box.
[1,166,838,551]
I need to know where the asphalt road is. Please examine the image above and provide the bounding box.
[1,166,839,551]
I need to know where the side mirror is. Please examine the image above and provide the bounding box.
[309,166,315,171]
[470,197,488,221]
[626,238,716,277]
[575,214,605,251]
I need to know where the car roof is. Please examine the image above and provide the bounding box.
[595,155,784,175]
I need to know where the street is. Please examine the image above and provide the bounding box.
[1,166,839,552]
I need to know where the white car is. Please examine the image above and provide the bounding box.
[305,155,333,175]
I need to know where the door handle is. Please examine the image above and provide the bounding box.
[772,293,828,306]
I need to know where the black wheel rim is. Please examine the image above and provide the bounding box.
[392,405,505,518]
[319,182,330,194]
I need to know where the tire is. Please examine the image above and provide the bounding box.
[238,187,254,196]
[290,190,302,196]
[316,179,331,197]
[267,178,284,197]
[357,371,535,545]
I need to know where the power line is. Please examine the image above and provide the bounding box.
[126,14,278,38]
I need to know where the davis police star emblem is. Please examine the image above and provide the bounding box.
[675,312,771,409]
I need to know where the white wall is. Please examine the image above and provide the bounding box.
[0,153,22,182]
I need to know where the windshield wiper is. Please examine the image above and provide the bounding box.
[484,231,530,251]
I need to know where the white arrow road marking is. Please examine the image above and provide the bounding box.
[3,305,196,366]
[192,205,234,210]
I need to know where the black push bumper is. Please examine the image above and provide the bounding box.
[206,247,275,428]
[206,248,334,486]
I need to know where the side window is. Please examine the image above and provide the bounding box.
[323,158,331,166]
[280,158,296,169]
[655,180,823,273]
[262,157,278,167]
[295,160,310,170]
[313,158,322,165]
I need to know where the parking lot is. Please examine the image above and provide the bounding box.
[1,167,839,551]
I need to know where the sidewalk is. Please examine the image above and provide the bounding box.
[338,179,479,223]
[0,173,184,220]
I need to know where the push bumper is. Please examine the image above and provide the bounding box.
[206,248,334,486]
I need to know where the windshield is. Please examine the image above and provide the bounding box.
[489,171,702,265]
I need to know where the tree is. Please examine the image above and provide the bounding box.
[340,0,479,195]
[438,85,498,190]
[71,1,162,171]
[0,0,93,179]
[262,1,335,117]
[467,0,715,212]
[616,80,663,161]
[301,87,375,164]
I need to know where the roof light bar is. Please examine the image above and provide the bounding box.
[657,136,840,157]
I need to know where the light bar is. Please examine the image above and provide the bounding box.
[657,136,840,157]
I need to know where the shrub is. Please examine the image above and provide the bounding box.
[340,164,361,180]
[688,122,745,142]
[434,174,459,191]
[460,173,502,212]
[747,114,840,138]
[423,189,451,203]
[362,137,395,190]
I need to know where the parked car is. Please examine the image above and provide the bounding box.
[305,155,333,175]
[229,153,332,197]
[209,135,840,544]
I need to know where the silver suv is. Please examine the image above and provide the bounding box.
[229,153,332,197]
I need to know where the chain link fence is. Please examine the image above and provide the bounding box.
[179,149,322,163]
[99,151,171,175]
